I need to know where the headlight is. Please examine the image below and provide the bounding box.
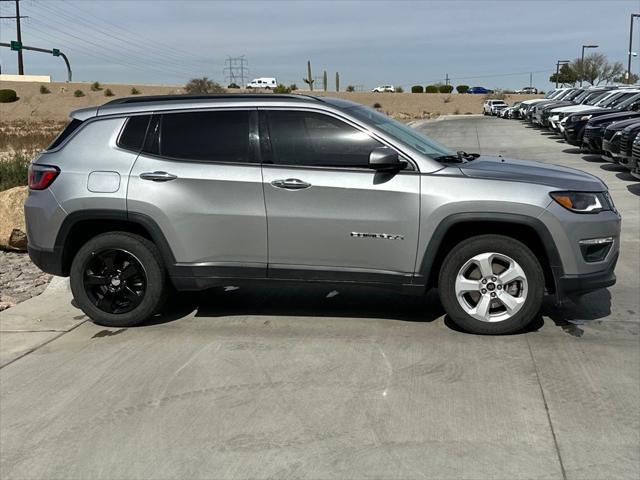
[580,114,593,121]
[550,191,612,214]
[613,131,622,138]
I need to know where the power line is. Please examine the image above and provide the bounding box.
[34,1,212,70]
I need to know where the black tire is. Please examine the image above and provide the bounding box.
[438,235,544,335]
[70,232,166,327]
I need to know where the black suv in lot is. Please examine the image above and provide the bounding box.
[564,93,640,147]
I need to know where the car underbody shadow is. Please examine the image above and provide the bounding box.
[542,289,612,337]
[627,182,640,196]
[146,284,446,327]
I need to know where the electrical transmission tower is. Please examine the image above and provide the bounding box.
[223,55,249,87]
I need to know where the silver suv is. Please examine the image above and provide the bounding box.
[25,94,621,334]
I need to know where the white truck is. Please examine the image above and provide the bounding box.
[246,77,277,89]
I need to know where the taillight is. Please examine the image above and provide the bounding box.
[28,164,60,190]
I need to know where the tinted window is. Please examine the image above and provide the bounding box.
[266,111,383,168]
[157,110,251,162]
[47,118,83,150]
[118,115,150,152]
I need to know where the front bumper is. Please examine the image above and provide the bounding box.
[555,252,618,302]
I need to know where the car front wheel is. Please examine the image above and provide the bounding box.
[438,235,544,335]
[70,232,166,327]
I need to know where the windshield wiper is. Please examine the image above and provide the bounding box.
[434,151,480,163]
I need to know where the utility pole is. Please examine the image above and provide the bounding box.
[0,0,28,75]
[628,14,640,84]
[555,60,570,88]
[445,73,450,86]
[529,72,532,89]
[580,44,598,86]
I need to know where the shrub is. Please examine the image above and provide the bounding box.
[0,154,29,191]
[439,85,454,94]
[185,77,226,94]
[74,89,85,97]
[289,84,298,91]
[373,102,382,109]
[227,83,240,89]
[0,89,18,103]
[486,91,507,100]
[454,108,460,115]
[411,85,424,93]
[131,87,141,95]
[91,81,102,92]
[39,85,51,94]
[395,86,404,93]
[273,84,291,94]
[456,85,470,94]
[425,85,439,93]
[346,85,355,92]
[104,89,114,97]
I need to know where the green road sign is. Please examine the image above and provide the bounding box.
[52,48,60,57]
[10,40,22,51]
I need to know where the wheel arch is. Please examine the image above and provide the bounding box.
[419,213,563,294]
[54,210,175,276]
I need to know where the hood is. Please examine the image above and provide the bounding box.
[552,104,604,114]
[458,156,605,191]
[588,111,640,126]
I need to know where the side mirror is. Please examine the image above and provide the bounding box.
[369,147,400,170]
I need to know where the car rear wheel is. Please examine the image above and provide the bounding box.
[70,232,166,327]
[438,235,544,335]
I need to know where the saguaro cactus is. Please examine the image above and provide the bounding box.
[303,60,314,91]
[323,71,328,91]
[335,72,340,92]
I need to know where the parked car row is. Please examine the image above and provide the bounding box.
[496,85,640,180]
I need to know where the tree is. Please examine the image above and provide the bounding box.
[614,72,639,84]
[571,53,624,86]
[185,77,226,94]
[549,64,578,86]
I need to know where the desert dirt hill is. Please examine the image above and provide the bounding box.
[1,80,542,122]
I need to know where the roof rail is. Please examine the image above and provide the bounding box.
[103,93,320,106]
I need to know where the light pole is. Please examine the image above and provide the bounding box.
[555,60,570,88]
[580,44,598,86]
[628,14,640,84]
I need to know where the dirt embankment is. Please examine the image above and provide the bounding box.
[1,80,542,122]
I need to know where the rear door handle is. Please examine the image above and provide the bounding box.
[140,171,178,182]
[271,178,311,190]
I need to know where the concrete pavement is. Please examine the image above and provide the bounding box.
[0,116,638,480]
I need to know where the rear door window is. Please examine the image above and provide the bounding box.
[147,110,253,163]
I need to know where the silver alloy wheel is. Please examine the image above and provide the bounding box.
[454,252,528,323]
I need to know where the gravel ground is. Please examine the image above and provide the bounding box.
[0,251,51,311]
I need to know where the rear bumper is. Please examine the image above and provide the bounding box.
[28,244,65,277]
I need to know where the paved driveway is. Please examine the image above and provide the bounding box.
[1,116,638,480]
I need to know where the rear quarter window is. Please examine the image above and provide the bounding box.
[46,118,83,151]
[118,115,151,152]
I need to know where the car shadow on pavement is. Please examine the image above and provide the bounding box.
[600,163,626,172]
[627,182,640,196]
[146,284,446,327]
[541,289,612,337]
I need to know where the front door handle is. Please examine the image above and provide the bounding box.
[271,178,311,190]
[140,171,178,182]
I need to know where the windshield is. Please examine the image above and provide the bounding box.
[563,89,584,101]
[594,91,624,107]
[346,105,454,157]
[618,93,640,109]
[572,90,591,103]
[584,91,610,105]
[608,92,639,107]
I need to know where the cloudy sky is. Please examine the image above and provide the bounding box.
[0,0,638,90]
